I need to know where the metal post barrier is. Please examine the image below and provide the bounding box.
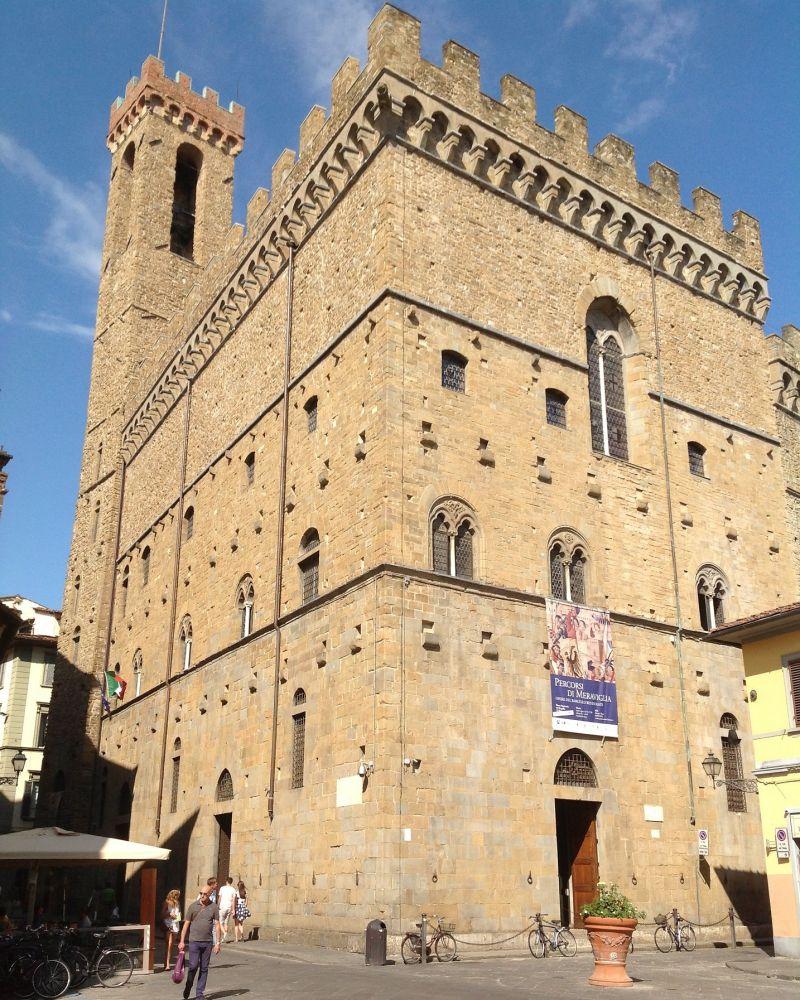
[420,913,427,966]
[729,907,737,949]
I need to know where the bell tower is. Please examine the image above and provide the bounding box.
[39,58,244,831]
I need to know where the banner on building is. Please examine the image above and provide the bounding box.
[546,599,618,738]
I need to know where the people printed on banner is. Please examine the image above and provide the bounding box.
[548,602,615,683]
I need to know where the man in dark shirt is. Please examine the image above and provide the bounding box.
[178,888,221,1000]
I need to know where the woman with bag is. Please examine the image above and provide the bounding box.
[233,881,250,942]
[161,888,182,972]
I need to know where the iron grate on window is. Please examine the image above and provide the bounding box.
[432,515,450,573]
[554,749,597,787]
[550,547,566,600]
[216,769,234,802]
[454,521,474,579]
[721,738,746,813]
[441,352,466,393]
[305,398,318,433]
[688,443,705,477]
[569,553,586,605]
[546,389,567,428]
[292,713,306,789]
[169,756,180,814]
[300,554,319,603]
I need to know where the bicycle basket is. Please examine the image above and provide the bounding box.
[441,922,456,932]
[654,914,667,926]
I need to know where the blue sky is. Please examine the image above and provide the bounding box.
[1,0,798,610]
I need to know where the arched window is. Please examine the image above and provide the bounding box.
[548,530,588,605]
[91,498,101,542]
[170,144,202,260]
[179,615,193,672]
[688,441,706,478]
[292,689,307,789]
[299,529,320,604]
[73,575,80,615]
[696,566,728,630]
[141,545,151,586]
[554,749,597,787]
[429,499,476,579]
[244,452,255,486]
[132,650,143,697]
[441,350,467,393]
[216,769,234,802]
[122,142,135,171]
[72,626,80,668]
[545,388,568,428]
[719,714,746,813]
[304,396,318,433]
[586,298,633,461]
[183,505,194,541]
[170,738,181,814]
[120,564,129,617]
[236,576,255,638]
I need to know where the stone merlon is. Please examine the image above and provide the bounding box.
[107,55,245,154]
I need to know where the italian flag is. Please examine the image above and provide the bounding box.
[105,669,127,701]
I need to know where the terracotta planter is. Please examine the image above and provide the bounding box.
[584,916,637,988]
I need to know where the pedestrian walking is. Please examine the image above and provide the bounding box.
[178,887,221,1000]
[234,881,250,942]
[217,877,237,943]
[198,876,218,904]
[161,888,181,972]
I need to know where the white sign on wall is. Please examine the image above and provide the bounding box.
[776,827,790,859]
[698,828,709,856]
[336,775,363,807]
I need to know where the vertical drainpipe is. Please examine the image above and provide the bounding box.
[268,242,296,822]
[154,380,193,838]
[647,250,702,920]
[90,456,127,829]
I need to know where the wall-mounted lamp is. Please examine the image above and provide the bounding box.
[0,750,27,786]
[358,760,374,778]
[403,757,422,772]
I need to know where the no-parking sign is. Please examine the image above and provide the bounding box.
[698,828,709,856]
[776,827,790,859]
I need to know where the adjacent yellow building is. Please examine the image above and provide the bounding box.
[712,604,800,958]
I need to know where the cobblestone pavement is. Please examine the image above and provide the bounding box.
[62,943,798,999]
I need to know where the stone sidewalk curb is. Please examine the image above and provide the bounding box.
[726,958,800,982]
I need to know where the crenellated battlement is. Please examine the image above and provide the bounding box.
[107,55,245,154]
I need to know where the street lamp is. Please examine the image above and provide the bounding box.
[0,750,27,786]
[701,752,722,782]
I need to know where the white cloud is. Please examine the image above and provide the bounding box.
[563,0,598,30]
[266,0,374,92]
[0,309,11,323]
[0,131,104,281]
[605,0,697,80]
[28,312,94,341]
[615,95,666,133]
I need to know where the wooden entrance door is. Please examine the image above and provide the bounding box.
[555,800,599,928]
[216,813,232,880]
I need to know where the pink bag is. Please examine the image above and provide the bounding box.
[171,951,185,984]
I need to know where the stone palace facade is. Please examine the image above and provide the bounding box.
[40,4,799,947]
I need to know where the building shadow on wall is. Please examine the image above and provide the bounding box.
[714,866,773,944]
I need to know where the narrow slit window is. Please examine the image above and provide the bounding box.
[292,689,307,790]
[244,452,255,486]
[184,506,194,541]
[299,530,320,604]
[170,145,201,260]
[141,545,150,586]
[304,396,318,433]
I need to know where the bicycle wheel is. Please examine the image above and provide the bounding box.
[8,951,39,999]
[401,934,424,965]
[435,933,457,962]
[654,925,673,953]
[528,929,546,958]
[63,946,89,986]
[679,924,696,952]
[31,959,71,1000]
[96,948,134,987]
[556,929,577,957]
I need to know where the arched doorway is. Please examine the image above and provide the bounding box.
[554,750,600,928]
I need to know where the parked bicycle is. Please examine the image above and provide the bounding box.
[401,914,457,964]
[527,912,577,958]
[654,909,696,953]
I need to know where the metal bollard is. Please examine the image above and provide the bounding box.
[420,913,427,966]
[729,907,737,949]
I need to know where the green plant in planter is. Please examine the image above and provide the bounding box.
[581,882,646,920]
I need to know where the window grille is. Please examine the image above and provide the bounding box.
[554,749,597,787]
[293,688,307,706]
[569,551,586,604]
[300,553,319,603]
[454,520,474,578]
[721,736,746,813]
[292,713,306,789]
[550,546,566,600]
[305,397,318,433]
[245,452,255,485]
[545,389,568,428]
[432,512,450,574]
[713,584,725,625]
[184,507,194,541]
[169,756,180,814]
[688,442,706,477]
[787,657,800,728]
[216,769,234,802]
[441,351,466,393]
[587,330,628,460]
[141,546,150,586]
[720,712,738,730]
